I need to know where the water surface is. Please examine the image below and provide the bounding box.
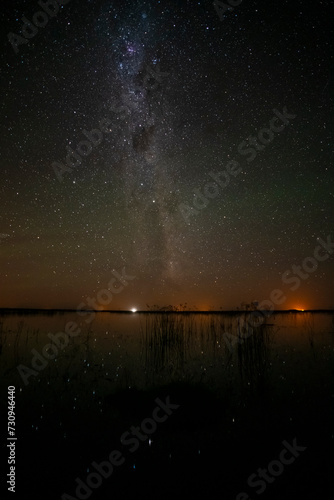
[1,311,333,499]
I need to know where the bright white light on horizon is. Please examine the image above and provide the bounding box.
[131,308,137,313]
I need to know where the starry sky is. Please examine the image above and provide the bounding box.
[0,0,333,310]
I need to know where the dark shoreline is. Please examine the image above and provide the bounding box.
[0,308,333,316]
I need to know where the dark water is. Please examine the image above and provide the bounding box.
[1,311,334,499]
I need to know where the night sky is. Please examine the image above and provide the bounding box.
[0,0,333,310]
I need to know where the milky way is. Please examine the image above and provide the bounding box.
[106,3,185,286]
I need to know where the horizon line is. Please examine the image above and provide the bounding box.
[0,307,333,314]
